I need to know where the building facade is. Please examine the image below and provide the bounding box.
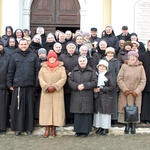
[0,0,150,43]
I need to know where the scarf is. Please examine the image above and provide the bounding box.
[47,60,60,71]
[97,70,108,88]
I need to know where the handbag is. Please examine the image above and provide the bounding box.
[124,96,139,122]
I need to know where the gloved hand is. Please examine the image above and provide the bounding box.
[124,91,131,96]
[132,92,137,97]
[48,86,56,93]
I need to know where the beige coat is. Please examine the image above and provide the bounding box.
[117,60,146,113]
[38,61,67,126]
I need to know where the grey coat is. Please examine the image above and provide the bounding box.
[68,65,97,114]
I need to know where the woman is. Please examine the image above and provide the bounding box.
[91,40,107,70]
[43,33,56,53]
[4,37,18,57]
[93,60,115,135]
[0,41,10,134]
[117,51,146,134]
[102,47,120,124]
[1,26,14,47]
[53,42,62,58]
[29,34,43,55]
[68,56,97,137]
[117,41,133,66]
[59,41,79,124]
[38,50,67,138]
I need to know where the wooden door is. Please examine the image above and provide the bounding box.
[30,0,80,35]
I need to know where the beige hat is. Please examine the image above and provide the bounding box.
[105,47,115,54]
[97,60,109,68]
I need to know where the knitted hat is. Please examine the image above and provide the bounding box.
[0,41,4,47]
[128,50,139,58]
[105,47,115,54]
[97,60,109,68]
[47,50,58,60]
[38,48,47,56]
[124,41,133,47]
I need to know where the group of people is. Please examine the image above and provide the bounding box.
[0,25,150,138]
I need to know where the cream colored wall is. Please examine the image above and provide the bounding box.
[102,0,111,30]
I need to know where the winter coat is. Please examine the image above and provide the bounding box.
[117,60,146,113]
[38,61,67,126]
[59,52,79,94]
[1,35,12,47]
[29,41,43,55]
[0,51,10,89]
[7,49,39,88]
[117,33,131,41]
[43,41,56,53]
[94,71,115,114]
[101,34,119,53]
[68,65,97,114]
[4,46,16,57]
[117,48,129,66]
[91,49,106,69]
[139,50,150,92]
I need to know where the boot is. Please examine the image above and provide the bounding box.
[131,123,136,134]
[124,124,130,134]
[51,126,56,137]
[43,126,50,138]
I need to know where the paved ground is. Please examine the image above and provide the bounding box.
[1,124,150,150]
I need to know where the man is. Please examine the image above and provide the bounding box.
[89,27,101,44]
[0,41,10,134]
[7,39,39,136]
[117,26,131,41]
[139,40,150,124]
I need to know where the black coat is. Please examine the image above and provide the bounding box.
[59,52,79,94]
[94,71,115,114]
[29,41,43,55]
[139,50,150,91]
[43,41,55,53]
[68,65,97,113]
[101,34,119,54]
[4,46,16,57]
[7,49,39,88]
[0,51,10,89]
[91,49,106,70]
[117,48,129,66]
[117,33,131,41]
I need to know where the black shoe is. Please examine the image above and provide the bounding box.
[74,133,81,137]
[82,133,89,137]
[95,128,102,134]
[99,129,107,136]
[15,131,21,136]
[131,123,136,134]
[124,124,130,134]
[26,131,32,135]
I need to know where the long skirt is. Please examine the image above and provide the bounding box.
[65,94,74,119]
[93,112,111,129]
[141,92,150,121]
[11,87,34,132]
[111,91,118,120]
[74,113,92,134]
[0,90,9,130]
